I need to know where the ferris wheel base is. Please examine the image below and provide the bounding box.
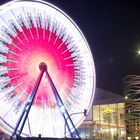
[15,135,80,140]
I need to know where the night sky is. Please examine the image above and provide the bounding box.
[1,0,140,95]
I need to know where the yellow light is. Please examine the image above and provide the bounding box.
[138,50,140,55]
[135,136,139,140]
[137,49,140,55]
[125,96,128,100]
[127,137,131,140]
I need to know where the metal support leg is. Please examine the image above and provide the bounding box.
[45,68,81,139]
[12,64,45,138]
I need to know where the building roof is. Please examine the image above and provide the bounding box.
[84,88,124,121]
[93,88,124,105]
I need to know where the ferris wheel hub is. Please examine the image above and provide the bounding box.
[39,62,47,71]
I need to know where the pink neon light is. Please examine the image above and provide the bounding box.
[5,24,75,107]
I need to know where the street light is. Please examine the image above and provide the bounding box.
[64,109,87,138]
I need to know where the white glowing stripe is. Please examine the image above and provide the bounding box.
[53,22,61,45]
[41,96,44,109]
[0,86,14,97]
[14,92,25,111]
[66,42,75,49]
[66,60,83,67]
[0,54,18,63]
[42,12,46,29]
[53,34,58,45]
[55,22,60,36]
[20,8,30,29]
[31,13,38,28]
[16,15,29,42]
[65,63,74,67]
[61,44,75,55]
[7,25,17,38]
[65,35,73,45]
[42,12,46,39]
[74,78,85,86]
[22,7,30,29]
[7,67,19,71]
[52,21,57,33]
[10,9,23,32]
[8,20,18,37]
[6,75,21,84]
[0,42,9,53]
[56,21,63,38]
[71,50,80,57]
[75,66,85,72]
[33,12,39,39]
[67,94,80,111]
[35,21,39,39]
[0,36,12,44]
[0,16,17,38]
[64,97,74,112]
[70,90,81,102]
[2,101,16,118]
[0,66,7,71]
[16,35,24,45]
[17,14,25,27]
[63,56,73,60]
[6,82,23,100]
[73,54,82,61]
[8,59,18,63]
[0,67,18,75]
[11,42,22,51]
[37,14,41,28]
[69,45,78,53]
[0,54,7,63]
[34,91,39,107]
[48,17,55,42]
[0,82,9,91]
[17,15,29,41]
[59,27,66,39]
[75,74,85,79]
[10,91,23,107]
[75,70,85,76]
[14,99,24,113]
[62,32,69,43]
[63,53,81,61]
[24,12,34,39]
[3,88,23,118]
[57,41,65,50]
[60,47,69,55]
[1,28,12,42]
[48,18,53,33]
[8,50,19,56]
[73,60,83,66]
[26,12,33,28]
[45,16,51,30]
[0,76,10,83]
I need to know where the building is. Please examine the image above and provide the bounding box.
[79,88,126,140]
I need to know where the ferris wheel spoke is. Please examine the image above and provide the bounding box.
[17,15,29,42]
[22,6,34,39]
[33,9,39,40]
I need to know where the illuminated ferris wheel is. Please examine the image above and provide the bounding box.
[0,0,96,139]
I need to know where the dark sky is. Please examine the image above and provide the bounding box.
[1,0,140,95]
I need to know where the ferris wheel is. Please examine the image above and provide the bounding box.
[0,0,96,139]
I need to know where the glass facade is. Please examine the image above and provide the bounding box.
[93,103,125,140]
[78,103,126,140]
